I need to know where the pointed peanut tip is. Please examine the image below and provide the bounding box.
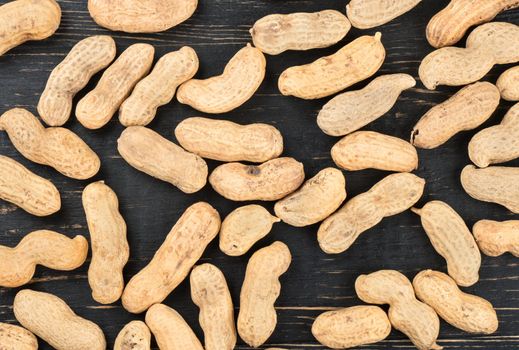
[271,214,281,223]
[375,32,382,41]
[431,343,443,350]
[410,207,422,215]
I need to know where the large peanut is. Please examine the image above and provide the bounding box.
[278,33,385,99]
[413,270,498,334]
[473,220,519,257]
[466,22,519,65]
[346,0,421,29]
[0,108,100,179]
[122,202,220,313]
[175,117,283,162]
[0,322,38,350]
[114,321,151,350]
[318,173,425,254]
[118,126,208,194]
[38,35,116,126]
[497,66,519,101]
[274,167,346,227]
[317,73,415,136]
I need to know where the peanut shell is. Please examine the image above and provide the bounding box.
[114,321,151,350]
[473,220,519,257]
[466,22,519,64]
[496,66,519,101]
[0,322,38,350]
[347,0,421,29]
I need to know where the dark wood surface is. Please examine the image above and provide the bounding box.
[1,0,519,349]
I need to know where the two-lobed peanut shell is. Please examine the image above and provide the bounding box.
[346,0,421,29]
[473,220,519,257]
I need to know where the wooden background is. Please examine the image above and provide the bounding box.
[1,0,518,349]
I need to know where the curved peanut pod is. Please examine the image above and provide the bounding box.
[177,44,266,113]
[38,35,116,126]
[497,66,519,101]
[118,126,208,194]
[0,108,100,179]
[219,205,280,256]
[0,155,60,216]
[312,305,391,349]
[469,102,519,167]
[175,117,283,162]
[14,290,106,350]
[318,173,425,254]
[83,181,128,304]
[473,220,519,257]
[238,241,291,348]
[412,201,481,287]
[346,0,421,29]
[76,43,154,129]
[413,270,498,334]
[114,321,151,350]
[274,168,346,227]
[250,10,350,55]
[332,131,418,172]
[278,33,385,99]
[122,202,220,313]
[190,264,236,350]
[0,322,38,350]
[461,165,519,213]
[411,82,500,149]
[0,0,61,56]
[466,22,519,65]
[209,157,305,201]
[88,0,197,33]
[119,47,199,126]
[317,73,416,136]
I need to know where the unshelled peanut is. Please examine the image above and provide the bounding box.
[497,66,519,101]
[473,220,519,257]
[114,321,151,350]
[346,0,421,29]
[0,322,38,350]
[466,22,519,65]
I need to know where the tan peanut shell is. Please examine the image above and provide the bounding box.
[238,241,291,348]
[14,289,106,350]
[355,270,441,350]
[411,82,500,149]
[122,202,220,313]
[38,35,117,126]
[332,131,418,172]
[274,167,346,227]
[118,126,208,194]
[190,264,236,350]
[250,10,351,55]
[466,22,519,65]
[461,165,519,213]
[177,44,266,113]
[317,73,416,136]
[473,220,519,257]
[0,108,100,180]
[175,117,283,162]
[0,230,88,288]
[312,305,391,349]
[219,204,280,256]
[412,201,481,287]
[278,33,385,99]
[209,157,305,201]
[0,322,38,350]
[114,321,151,350]
[318,173,425,254]
[413,270,498,334]
[88,0,197,33]
[497,66,519,101]
[119,47,199,126]
[346,0,421,29]
[83,181,129,304]
[0,0,61,56]
[468,102,519,167]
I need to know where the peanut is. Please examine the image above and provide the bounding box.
[355,270,441,350]
[318,173,425,254]
[114,321,151,350]
[117,126,208,194]
[412,201,481,287]
[0,155,60,216]
[38,35,116,126]
[411,82,500,149]
[76,43,155,130]
[317,73,416,136]
[413,270,498,334]
[175,117,283,162]
[177,44,266,113]
[83,181,129,304]
[312,305,391,349]
[122,202,220,313]
[466,22,519,65]
[219,204,280,256]
[238,241,291,348]
[274,167,346,227]
[0,108,100,179]
[190,263,236,350]
[13,289,106,350]
[0,322,38,350]
[209,157,305,201]
[119,47,199,126]
[496,66,519,101]
[0,230,88,288]
[473,220,519,257]
[278,33,385,99]
[250,10,351,55]
[331,131,418,172]
[346,0,421,29]
[0,0,61,56]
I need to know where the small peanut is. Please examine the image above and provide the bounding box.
[346,0,421,29]
[114,321,151,350]
[0,322,38,350]
[496,66,519,101]
[473,220,519,257]
[466,22,519,65]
